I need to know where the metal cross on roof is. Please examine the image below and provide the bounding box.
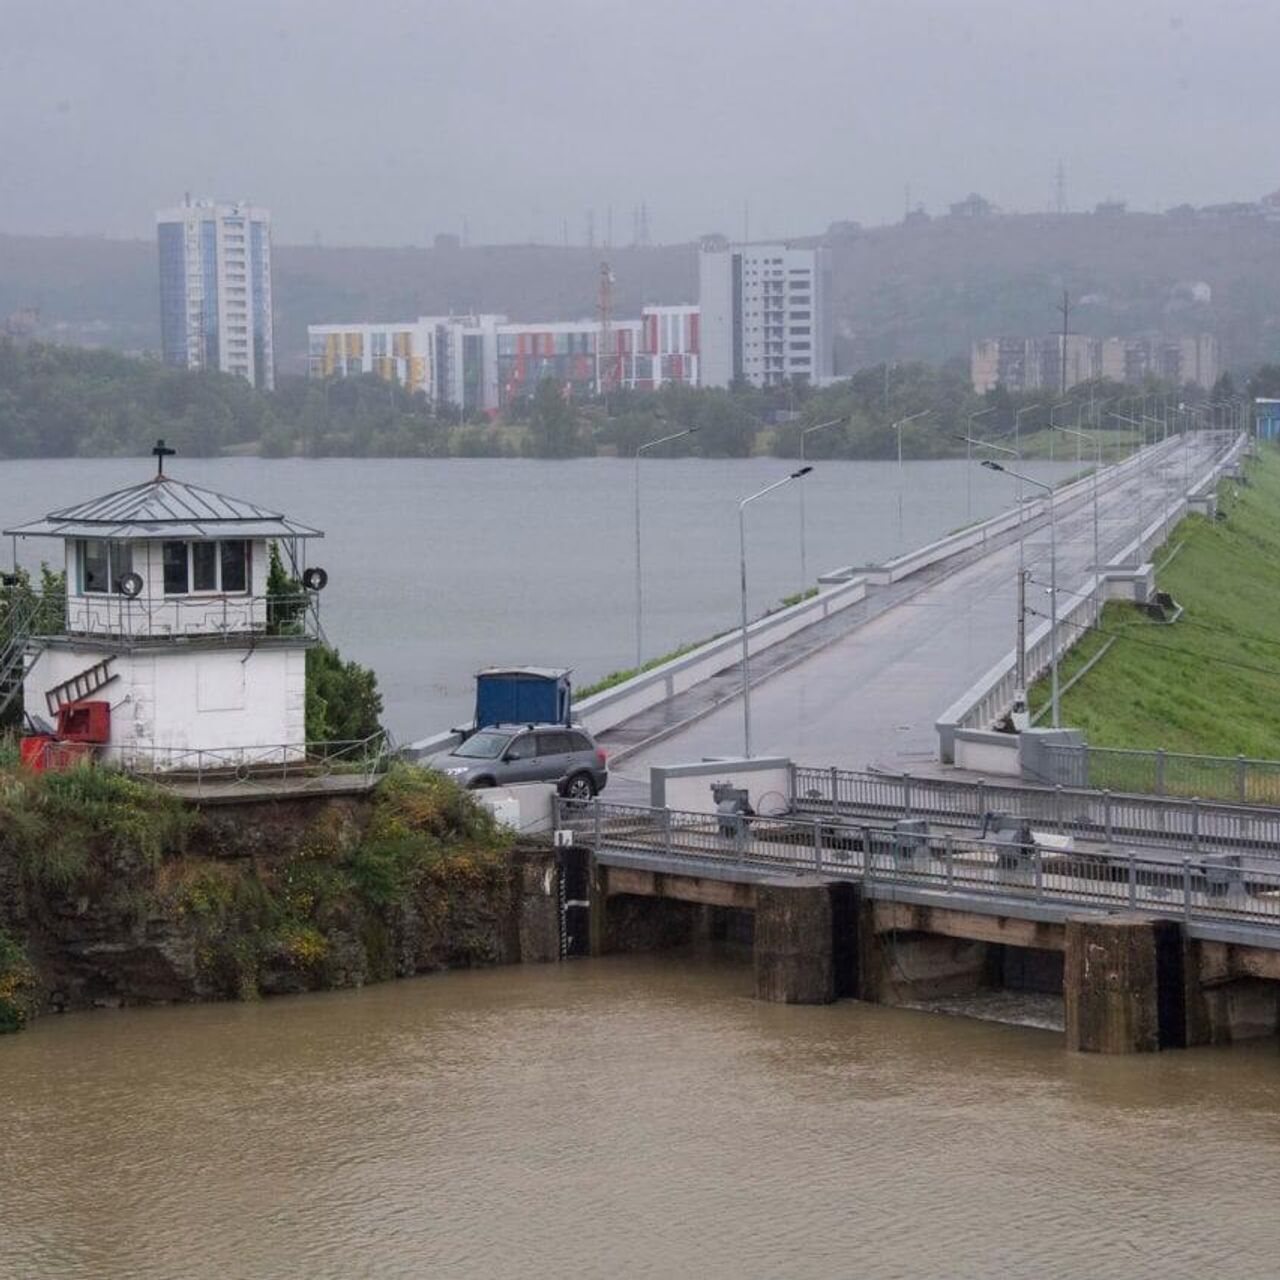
[152,438,176,475]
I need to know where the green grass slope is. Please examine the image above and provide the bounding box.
[1030,445,1280,758]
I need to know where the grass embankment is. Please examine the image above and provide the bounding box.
[0,760,516,1030]
[1029,446,1280,757]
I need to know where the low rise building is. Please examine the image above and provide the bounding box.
[308,304,699,411]
[972,333,1220,394]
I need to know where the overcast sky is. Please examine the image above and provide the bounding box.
[2,0,1276,247]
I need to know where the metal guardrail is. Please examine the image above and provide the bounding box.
[1036,743,1280,806]
[22,591,321,645]
[554,797,1280,936]
[117,732,391,793]
[792,765,1280,859]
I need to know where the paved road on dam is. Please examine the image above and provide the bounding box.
[613,433,1232,790]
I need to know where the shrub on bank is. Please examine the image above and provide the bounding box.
[0,926,36,1033]
[0,762,193,888]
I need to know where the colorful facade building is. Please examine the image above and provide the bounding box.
[308,304,699,411]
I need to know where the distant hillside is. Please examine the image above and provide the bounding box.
[3,209,1280,374]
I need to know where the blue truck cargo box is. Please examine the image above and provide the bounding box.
[474,667,572,730]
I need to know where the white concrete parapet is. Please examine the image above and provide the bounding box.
[648,756,793,816]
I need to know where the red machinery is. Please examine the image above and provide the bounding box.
[56,700,110,744]
[21,700,110,771]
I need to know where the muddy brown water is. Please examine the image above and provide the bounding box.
[3,952,1279,1279]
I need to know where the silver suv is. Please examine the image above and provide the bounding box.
[430,724,608,799]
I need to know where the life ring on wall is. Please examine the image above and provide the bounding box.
[302,567,328,592]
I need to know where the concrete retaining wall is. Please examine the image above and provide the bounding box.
[953,729,1021,776]
[649,756,793,815]
[571,576,868,737]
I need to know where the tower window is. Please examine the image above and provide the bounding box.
[162,540,251,595]
[79,540,134,594]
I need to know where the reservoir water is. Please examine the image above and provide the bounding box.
[2,951,1279,1279]
[0,456,1076,741]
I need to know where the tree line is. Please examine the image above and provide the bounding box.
[0,337,1248,462]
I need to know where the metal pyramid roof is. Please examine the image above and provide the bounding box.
[4,474,323,541]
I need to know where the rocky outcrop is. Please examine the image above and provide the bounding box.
[0,768,561,1027]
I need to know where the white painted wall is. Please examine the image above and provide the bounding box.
[26,642,307,766]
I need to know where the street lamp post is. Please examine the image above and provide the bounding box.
[1110,411,1148,551]
[1014,404,1043,530]
[1048,400,1073,468]
[958,432,1027,684]
[965,406,998,523]
[739,467,814,756]
[1143,412,1174,542]
[980,459,1060,728]
[891,409,931,552]
[634,424,697,669]
[797,417,845,592]
[1052,421,1101,580]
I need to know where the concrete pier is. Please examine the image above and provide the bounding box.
[1064,914,1184,1053]
[576,844,1280,1051]
[754,880,835,1004]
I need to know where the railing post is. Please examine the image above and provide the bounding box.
[593,796,602,852]
[1104,790,1113,844]
[903,773,913,819]
[814,820,823,874]
[945,833,954,888]
[1128,852,1137,908]
[830,765,839,815]
[1034,846,1044,903]
[1183,858,1193,923]
[1238,755,1247,804]
[1055,784,1064,834]
[1156,749,1166,796]
[1192,797,1201,855]
[863,826,874,882]
[976,778,987,820]
[663,807,674,859]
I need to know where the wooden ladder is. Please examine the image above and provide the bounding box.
[45,656,118,716]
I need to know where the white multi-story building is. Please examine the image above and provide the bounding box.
[698,243,832,388]
[157,198,275,390]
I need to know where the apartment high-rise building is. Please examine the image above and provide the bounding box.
[698,243,832,388]
[157,198,274,389]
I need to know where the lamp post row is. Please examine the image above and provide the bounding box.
[638,391,1241,756]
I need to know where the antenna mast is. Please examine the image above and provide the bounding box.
[1057,288,1071,395]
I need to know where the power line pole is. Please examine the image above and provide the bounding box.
[1016,567,1028,690]
[1057,289,1071,396]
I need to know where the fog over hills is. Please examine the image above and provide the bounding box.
[4,205,1278,377]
